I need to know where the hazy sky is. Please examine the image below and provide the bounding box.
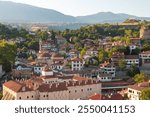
[1,0,150,17]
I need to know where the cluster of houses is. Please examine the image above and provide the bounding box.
[1,25,150,100]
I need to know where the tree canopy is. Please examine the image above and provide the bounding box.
[140,88,150,100]
[133,73,148,83]
[0,40,16,72]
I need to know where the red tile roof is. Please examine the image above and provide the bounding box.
[3,80,32,93]
[38,83,68,92]
[141,51,150,54]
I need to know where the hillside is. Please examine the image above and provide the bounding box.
[0,1,76,23]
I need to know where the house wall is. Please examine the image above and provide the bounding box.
[97,76,112,82]
[16,91,37,100]
[42,78,59,84]
[68,83,101,100]
[125,59,139,67]
[42,71,53,76]
[34,66,44,74]
[3,86,17,99]
[71,61,84,71]
[127,88,141,100]
[39,91,69,100]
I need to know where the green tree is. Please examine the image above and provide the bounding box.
[140,88,150,100]
[134,73,148,83]
[27,40,39,50]
[127,64,140,77]
[80,48,86,59]
[98,49,107,63]
[37,30,48,40]
[143,43,150,51]
[0,40,16,72]
[118,59,126,70]
[0,93,2,100]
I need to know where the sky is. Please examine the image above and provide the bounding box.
[0,0,150,17]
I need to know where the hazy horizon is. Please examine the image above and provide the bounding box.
[0,0,150,17]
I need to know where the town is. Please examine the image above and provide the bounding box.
[0,19,150,100]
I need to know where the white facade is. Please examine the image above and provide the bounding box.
[127,88,141,100]
[34,66,44,75]
[100,64,116,78]
[71,59,85,71]
[125,59,139,67]
[140,51,150,65]
[41,70,53,76]
[97,74,112,82]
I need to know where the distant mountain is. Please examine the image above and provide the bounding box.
[77,12,150,23]
[0,1,150,23]
[0,1,76,23]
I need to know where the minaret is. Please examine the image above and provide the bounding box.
[39,39,42,53]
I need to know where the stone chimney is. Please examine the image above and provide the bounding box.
[72,81,75,86]
[49,84,52,88]
[56,83,59,88]
[66,82,68,87]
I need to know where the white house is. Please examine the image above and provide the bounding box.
[140,51,150,65]
[97,73,112,82]
[125,55,139,67]
[33,64,45,75]
[99,62,116,78]
[71,58,85,71]
[128,82,150,100]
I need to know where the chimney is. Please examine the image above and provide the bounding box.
[91,79,93,84]
[72,81,75,86]
[66,82,68,87]
[85,80,87,85]
[56,83,59,88]
[79,81,81,85]
[49,84,52,88]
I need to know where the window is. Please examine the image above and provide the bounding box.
[81,89,83,92]
[32,96,34,98]
[129,90,132,93]
[43,95,45,98]
[47,95,48,97]
[69,91,71,93]
[27,96,29,99]
[19,97,21,100]
[75,90,77,93]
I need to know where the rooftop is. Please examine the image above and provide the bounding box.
[3,80,32,93]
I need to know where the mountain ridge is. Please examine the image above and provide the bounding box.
[0,1,150,23]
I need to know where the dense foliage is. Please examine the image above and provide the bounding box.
[133,73,148,83]
[61,24,140,40]
[140,88,150,100]
[0,40,16,72]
